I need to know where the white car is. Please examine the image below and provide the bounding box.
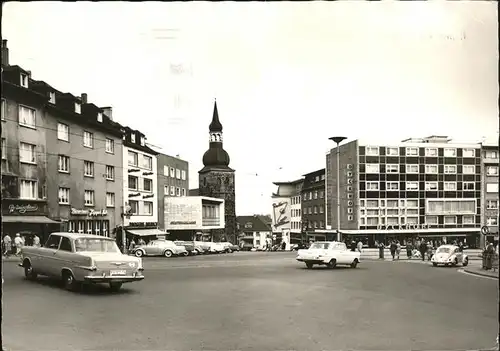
[296,241,361,269]
[431,244,469,267]
[209,242,226,253]
[132,240,188,258]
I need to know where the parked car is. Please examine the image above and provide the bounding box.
[219,242,239,253]
[19,232,144,292]
[174,241,198,255]
[209,242,227,254]
[431,244,469,267]
[296,241,361,269]
[193,241,211,254]
[131,240,188,258]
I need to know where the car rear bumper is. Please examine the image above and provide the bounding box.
[84,275,145,283]
[296,258,324,264]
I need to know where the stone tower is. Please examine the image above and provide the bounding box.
[198,100,236,243]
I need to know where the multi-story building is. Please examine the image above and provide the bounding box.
[290,180,303,238]
[301,169,326,242]
[236,215,272,250]
[271,179,302,249]
[122,127,162,237]
[156,153,189,231]
[325,136,483,248]
[480,142,499,246]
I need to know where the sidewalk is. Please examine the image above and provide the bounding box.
[2,256,21,263]
[463,261,499,279]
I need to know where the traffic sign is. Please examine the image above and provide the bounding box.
[481,226,490,236]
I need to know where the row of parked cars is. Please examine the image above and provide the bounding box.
[130,239,240,258]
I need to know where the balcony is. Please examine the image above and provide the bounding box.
[202,218,220,226]
[483,157,499,164]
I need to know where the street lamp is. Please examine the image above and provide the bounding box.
[329,136,347,242]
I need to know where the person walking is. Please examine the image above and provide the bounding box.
[33,234,40,248]
[396,241,401,260]
[14,233,23,256]
[357,240,363,254]
[390,241,397,261]
[419,241,427,262]
[378,242,385,259]
[3,234,12,257]
[406,242,413,259]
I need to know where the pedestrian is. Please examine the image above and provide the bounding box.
[138,238,145,246]
[33,234,40,248]
[406,242,413,259]
[129,239,136,252]
[3,234,12,257]
[378,242,385,260]
[419,241,427,262]
[357,240,363,254]
[14,233,23,256]
[350,240,356,252]
[427,241,433,261]
[390,241,397,261]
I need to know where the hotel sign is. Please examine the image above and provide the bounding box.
[377,223,431,231]
[70,208,108,217]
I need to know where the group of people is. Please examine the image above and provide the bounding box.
[2,233,41,257]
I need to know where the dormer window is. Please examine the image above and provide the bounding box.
[74,102,81,114]
[49,92,56,104]
[140,136,145,146]
[97,112,103,123]
[131,134,136,143]
[20,73,28,88]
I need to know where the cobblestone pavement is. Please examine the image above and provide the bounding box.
[2,252,498,351]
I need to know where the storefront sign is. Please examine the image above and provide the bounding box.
[376,223,431,231]
[70,208,108,217]
[170,221,196,225]
[89,209,108,217]
[8,204,38,214]
[128,222,158,228]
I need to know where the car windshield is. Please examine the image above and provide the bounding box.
[436,247,451,254]
[310,243,330,249]
[74,238,120,253]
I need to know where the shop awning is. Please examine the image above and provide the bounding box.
[1,216,60,224]
[127,228,168,237]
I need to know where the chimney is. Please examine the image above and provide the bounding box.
[81,93,88,104]
[102,106,113,120]
[1,39,9,66]
[26,70,31,78]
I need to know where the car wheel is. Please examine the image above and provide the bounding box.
[134,250,144,257]
[306,262,314,269]
[164,250,173,258]
[327,259,337,269]
[432,262,438,267]
[109,282,123,292]
[23,260,37,280]
[182,252,189,257]
[463,258,469,267]
[452,258,458,267]
[62,270,78,292]
[350,259,358,268]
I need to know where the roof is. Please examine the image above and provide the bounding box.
[49,232,114,241]
[273,178,304,186]
[302,168,325,177]
[209,100,223,132]
[237,215,272,232]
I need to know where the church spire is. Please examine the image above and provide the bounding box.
[209,99,223,133]
[201,99,231,170]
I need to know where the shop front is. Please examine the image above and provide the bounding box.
[1,199,61,244]
[61,207,112,237]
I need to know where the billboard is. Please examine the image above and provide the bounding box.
[271,197,291,232]
[164,196,224,231]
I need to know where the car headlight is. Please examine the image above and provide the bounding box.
[128,262,136,268]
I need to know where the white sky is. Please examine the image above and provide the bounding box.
[3,1,498,216]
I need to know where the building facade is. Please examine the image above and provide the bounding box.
[290,180,303,237]
[236,215,272,249]
[156,153,189,231]
[480,143,499,246]
[325,136,484,248]
[198,101,236,243]
[301,169,326,242]
[271,180,302,249]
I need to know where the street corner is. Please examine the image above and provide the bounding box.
[462,266,499,279]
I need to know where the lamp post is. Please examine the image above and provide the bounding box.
[329,136,347,242]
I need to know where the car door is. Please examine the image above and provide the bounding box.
[49,237,74,277]
[41,235,62,276]
[147,241,161,256]
[454,248,462,262]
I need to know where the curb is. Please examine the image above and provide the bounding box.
[463,268,499,279]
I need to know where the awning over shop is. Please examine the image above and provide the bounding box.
[1,216,60,224]
[127,228,168,237]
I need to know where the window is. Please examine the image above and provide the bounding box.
[45,235,61,249]
[19,142,36,164]
[425,148,438,157]
[131,134,136,143]
[444,182,457,191]
[74,102,81,114]
[1,138,6,159]
[164,166,169,176]
[425,182,438,191]
[462,148,475,157]
[182,188,187,196]
[140,136,145,146]
[426,199,475,214]
[462,182,475,191]
[128,151,138,166]
[58,155,70,173]
[176,187,181,196]
[319,191,324,198]
[486,183,499,193]
[485,150,498,159]
[176,169,181,179]
[386,164,399,173]
[320,174,325,181]
[84,161,94,177]
[141,155,152,170]
[487,200,498,209]
[105,138,114,153]
[105,165,114,180]
[366,164,380,174]
[320,205,324,214]
[386,200,398,208]
[406,147,418,156]
[164,185,169,196]
[386,182,399,191]
[309,192,313,200]
[319,220,324,228]
[444,148,456,157]
[97,112,103,123]
[106,193,115,207]
[128,176,138,190]
[1,99,5,120]
[57,123,69,141]
[77,221,84,233]
[425,165,438,174]
[170,167,175,177]
[102,221,108,237]
[386,147,399,156]
[406,181,419,191]
[425,216,438,225]
[487,166,499,176]
[83,131,93,148]
[58,187,70,204]
[406,164,419,174]
[366,200,378,208]
[487,217,498,226]
[366,217,378,225]
[314,206,318,214]
[86,220,93,234]
[366,146,379,156]
[315,176,320,182]
[181,170,187,180]
[313,191,318,199]
[444,165,457,174]
[95,221,101,236]
[170,186,175,196]
[144,201,153,215]
[129,200,139,214]
[406,217,418,224]
[463,215,474,224]
[143,178,152,192]
[84,190,95,206]
[366,181,379,191]
[444,216,457,225]
[20,73,28,88]
[406,209,419,216]
[49,92,56,104]
[20,180,37,199]
[462,165,475,174]
[407,200,418,208]
[19,106,36,128]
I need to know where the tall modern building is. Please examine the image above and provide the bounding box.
[325,136,483,248]
[480,142,499,246]
[198,100,236,243]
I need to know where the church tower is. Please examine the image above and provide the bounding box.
[199,100,236,243]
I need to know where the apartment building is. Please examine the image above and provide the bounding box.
[156,153,189,231]
[325,136,483,248]
[480,143,499,246]
[301,169,326,242]
[271,179,303,248]
[290,180,303,237]
[236,215,272,249]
